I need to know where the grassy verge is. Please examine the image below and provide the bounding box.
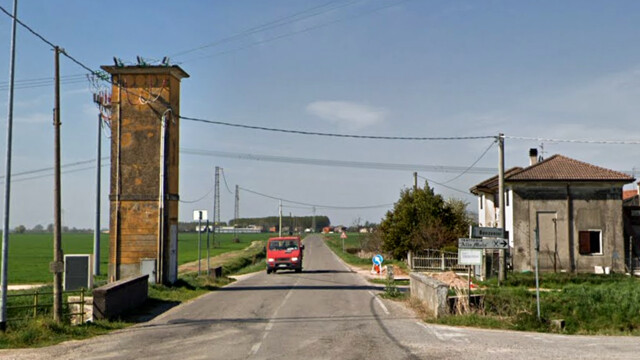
[322,233,408,271]
[429,272,640,335]
[0,237,267,349]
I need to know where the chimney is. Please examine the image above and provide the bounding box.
[529,148,538,166]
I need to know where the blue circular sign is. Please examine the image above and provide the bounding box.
[372,254,384,265]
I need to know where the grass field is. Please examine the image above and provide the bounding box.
[3,232,273,284]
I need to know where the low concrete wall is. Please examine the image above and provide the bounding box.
[93,274,148,320]
[410,272,449,318]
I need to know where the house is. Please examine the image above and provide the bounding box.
[471,150,635,273]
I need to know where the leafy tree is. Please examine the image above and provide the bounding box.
[32,224,44,232]
[14,225,26,234]
[379,182,471,259]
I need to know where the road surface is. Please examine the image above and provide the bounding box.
[2,234,640,359]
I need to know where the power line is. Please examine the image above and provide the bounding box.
[179,0,413,64]
[179,116,494,141]
[505,135,640,145]
[170,0,359,58]
[181,148,496,173]
[239,186,393,210]
[441,140,496,184]
[417,174,472,196]
[219,168,234,194]
[179,187,214,204]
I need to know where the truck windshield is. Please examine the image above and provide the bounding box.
[268,240,298,250]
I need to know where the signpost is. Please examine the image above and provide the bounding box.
[459,226,507,292]
[458,249,483,266]
[193,210,208,275]
[458,238,508,249]
[471,226,505,239]
[340,231,347,253]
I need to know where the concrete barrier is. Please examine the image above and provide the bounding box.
[410,272,449,318]
[93,274,149,320]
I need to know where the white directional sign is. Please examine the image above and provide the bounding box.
[458,237,508,249]
[471,226,504,238]
[193,210,208,221]
[458,249,483,266]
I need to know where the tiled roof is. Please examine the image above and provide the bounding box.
[470,167,523,194]
[470,154,635,194]
[507,155,634,182]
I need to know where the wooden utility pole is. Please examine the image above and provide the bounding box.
[413,172,418,191]
[498,133,506,283]
[52,46,63,322]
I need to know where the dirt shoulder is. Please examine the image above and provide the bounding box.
[178,240,264,274]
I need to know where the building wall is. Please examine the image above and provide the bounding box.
[511,182,625,273]
[105,66,187,283]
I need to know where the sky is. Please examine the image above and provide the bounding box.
[2,0,640,230]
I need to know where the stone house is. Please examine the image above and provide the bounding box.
[471,150,635,273]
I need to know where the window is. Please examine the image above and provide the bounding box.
[578,230,602,255]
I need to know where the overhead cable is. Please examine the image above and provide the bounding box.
[179,116,494,141]
[181,148,496,173]
[441,140,496,184]
[240,186,393,210]
[505,135,640,145]
[417,175,471,196]
[179,0,413,63]
[170,0,359,58]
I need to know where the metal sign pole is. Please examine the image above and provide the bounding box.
[535,224,541,320]
[206,219,210,276]
[197,215,202,276]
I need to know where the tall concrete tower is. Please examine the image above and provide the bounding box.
[101,64,189,284]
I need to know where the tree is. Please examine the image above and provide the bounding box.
[32,224,44,232]
[14,225,26,234]
[379,182,471,259]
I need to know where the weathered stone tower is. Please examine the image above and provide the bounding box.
[101,64,189,284]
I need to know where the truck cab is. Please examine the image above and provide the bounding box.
[266,236,304,274]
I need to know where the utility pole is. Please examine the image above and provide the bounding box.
[213,166,220,246]
[413,172,418,191]
[1,0,18,332]
[312,206,316,233]
[498,133,506,284]
[93,114,101,275]
[279,200,283,237]
[234,185,239,240]
[52,46,64,322]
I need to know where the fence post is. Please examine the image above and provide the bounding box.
[441,253,445,271]
[407,250,413,271]
[80,289,85,324]
[33,289,39,318]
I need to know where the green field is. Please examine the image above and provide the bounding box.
[3,232,273,284]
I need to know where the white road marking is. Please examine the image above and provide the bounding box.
[369,290,390,315]
[415,322,469,343]
[248,279,298,357]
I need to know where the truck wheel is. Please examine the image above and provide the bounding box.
[266,269,272,274]
[295,268,302,273]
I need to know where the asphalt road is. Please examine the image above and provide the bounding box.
[2,234,640,359]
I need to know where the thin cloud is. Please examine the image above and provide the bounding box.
[306,100,386,130]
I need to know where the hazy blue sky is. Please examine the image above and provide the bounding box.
[2,0,640,229]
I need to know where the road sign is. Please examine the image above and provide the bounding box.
[340,231,347,239]
[458,249,483,266]
[471,226,504,238]
[372,254,384,265]
[193,210,208,221]
[458,237,508,249]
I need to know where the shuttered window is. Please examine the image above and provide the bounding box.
[578,230,602,255]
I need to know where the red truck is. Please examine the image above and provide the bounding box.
[266,236,304,274]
